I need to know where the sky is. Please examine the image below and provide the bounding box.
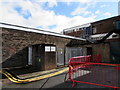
[0,0,119,33]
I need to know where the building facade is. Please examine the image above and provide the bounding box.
[63,15,120,63]
[63,23,91,38]
[1,23,85,71]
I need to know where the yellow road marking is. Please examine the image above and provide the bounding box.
[1,67,69,83]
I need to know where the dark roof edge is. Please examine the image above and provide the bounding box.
[92,15,120,24]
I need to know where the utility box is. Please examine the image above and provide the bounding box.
[115,21,120,30]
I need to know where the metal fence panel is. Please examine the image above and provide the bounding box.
[65,47,86,65]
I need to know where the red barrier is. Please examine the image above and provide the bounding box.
[66,55,120,89]
[90,54,101,63]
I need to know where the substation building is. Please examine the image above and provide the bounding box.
[1,23,86,72]
[1,15,120,72]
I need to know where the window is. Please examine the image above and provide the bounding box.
[115,21,120,30]
[45,46,56,52]
[45,46,50,52]
[51,46,56,52]
[93,27,97,34]
[28,46,32,65]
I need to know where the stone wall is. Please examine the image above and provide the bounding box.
[2,47,28,68]
[2,28,71,63]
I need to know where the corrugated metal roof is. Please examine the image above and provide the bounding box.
[0,22,86,41]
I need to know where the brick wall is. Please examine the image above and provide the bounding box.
[64,16,120,37]
[84,43,110,62]
[65,30,86,37]
[92,16,120,34]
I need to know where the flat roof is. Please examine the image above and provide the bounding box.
[0,22,86,41]
[63,23,91,31]
[91,15,120,24]
[63,15,120,32]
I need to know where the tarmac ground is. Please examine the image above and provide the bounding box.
[1,65,120,90]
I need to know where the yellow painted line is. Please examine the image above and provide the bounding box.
[1,71,22,83]
[0,67,69,83]
[1,63,119,83]
[27,67,69,82]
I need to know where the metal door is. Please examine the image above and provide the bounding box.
[57,48,65,66]
[110,42,120,64]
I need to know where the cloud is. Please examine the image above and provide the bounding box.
[47,0,57,7]
[100,4,108,8]
[71,7,87,16]
[0,0,96,33]
[50,15,95,32]
[94,0,119,2]
[95,10,100,14]
[77,0,92,3]
[14,6,32,19]
[70,0,97,16]
[0,1,28,26]
[103,12,111,16]
[58,0,92,3]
